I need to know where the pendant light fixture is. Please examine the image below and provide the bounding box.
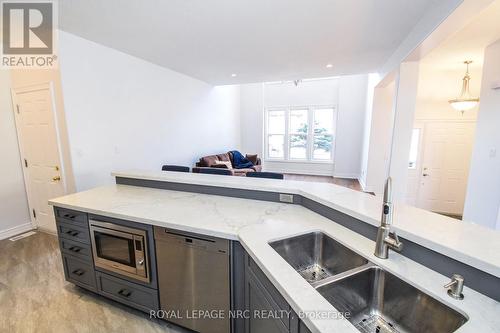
[448,60,480,114]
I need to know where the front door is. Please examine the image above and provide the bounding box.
[12,83,66,232]
[417,121,476,216]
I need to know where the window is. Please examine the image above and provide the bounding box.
[265,107,336,162]
[313,108,334,160]
[267,110,285,158]
[289,109,308,159]
[408,128,420,169]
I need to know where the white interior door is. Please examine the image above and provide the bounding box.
[417,121,476,216]
[12,83,66,233]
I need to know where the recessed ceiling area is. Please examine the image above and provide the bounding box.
[59,0,462,85]
[417,1,500,101]
[422,0,500,70]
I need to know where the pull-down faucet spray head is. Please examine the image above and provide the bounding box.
[381,177,393,226]
[374,177,403,259]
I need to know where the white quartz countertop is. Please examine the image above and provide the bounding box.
[111,170,500,279]
[49,182,500,333]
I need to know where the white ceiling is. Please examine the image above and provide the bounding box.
[417,1,500,103]
[422,0,500,70]
[59,0,462,85]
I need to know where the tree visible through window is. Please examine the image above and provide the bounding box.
[266,107,335,161]
[289,109,308,159]
[313,108,334,160]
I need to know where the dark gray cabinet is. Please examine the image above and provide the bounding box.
[62,253,97,291]
[246,271,290,333]
[96,272,159,313]
[55,207,97,291]
[298,320,312,333]
[54,207,159,314]
[54,206,312,332]
[244,254,312,333]
[59,237,93,260]
[57,220,90,244]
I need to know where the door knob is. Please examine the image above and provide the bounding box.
[422,173,429,177]
[52,176,61,182]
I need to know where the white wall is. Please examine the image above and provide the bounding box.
[240,77,370,178]
[240,83,264,156]
[463,39,500,229]
[0,69,31,239]
[362,81,397,195]
[264,79,339,106]
[359,74,379,189]
[497,206,500,230]
[335,75,369,178]
[389,62,420,201]
[59,32,241,191]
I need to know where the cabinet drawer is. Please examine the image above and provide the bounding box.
[57,221,90,244]
[96,272,159,313]
[55,207,88,225]
[62,254,96,291]
[60,238,92,261]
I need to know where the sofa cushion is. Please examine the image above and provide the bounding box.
[200,155,218,167]
[200,153,231,167]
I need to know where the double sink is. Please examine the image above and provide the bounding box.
[270,232,468,333]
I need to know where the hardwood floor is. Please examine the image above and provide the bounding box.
[283,173,362,192]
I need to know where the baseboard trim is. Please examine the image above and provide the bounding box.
[264,168,333,177]
[358,177,367,191]
[358,179,376,194]
[37,226,57,236]
[0,222,35,241]
[333,173,360,179]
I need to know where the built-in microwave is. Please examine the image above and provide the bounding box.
[89,220,150,283]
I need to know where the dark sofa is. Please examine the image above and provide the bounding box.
[192,152,262,176]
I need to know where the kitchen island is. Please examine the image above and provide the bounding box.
[49,170,500,333]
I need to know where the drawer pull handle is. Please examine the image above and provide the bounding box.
[66,230,79,237]
[63,213,77,219]
[69,246,82,253]
[118,289,132,297]
[72,269,85,276]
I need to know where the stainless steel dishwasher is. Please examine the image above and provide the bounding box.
[154,226,230,333]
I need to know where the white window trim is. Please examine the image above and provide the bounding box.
[264,105,337,163]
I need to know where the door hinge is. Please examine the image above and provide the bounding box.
[32,209,36,219]
[16,104,20,114]
[24,159,28,168]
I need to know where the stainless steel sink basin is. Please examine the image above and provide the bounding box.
[317,266,468,333]
[269,232,368,284]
